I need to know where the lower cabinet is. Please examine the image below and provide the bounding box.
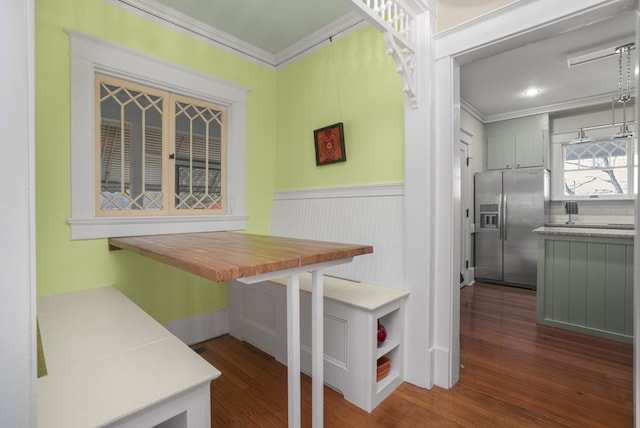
[229,275,409,412]
[536,234,633,342]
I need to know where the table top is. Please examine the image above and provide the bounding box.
[109,232,374,282]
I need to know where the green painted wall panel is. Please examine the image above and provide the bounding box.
[35,1,404,326]
[585,242,606,330]
[626,246,634,336]
[605,244,627,334]
[538,235,633,342]
[35,0,276,323]
[568,241,587,325]
[274,25,404,190]
[550,241,571,322]
[543,239,555,318]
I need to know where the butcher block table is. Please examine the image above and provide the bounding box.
[109,232,373,427]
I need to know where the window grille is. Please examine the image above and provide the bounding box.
[96,74,227,216]
[562,139,631,197]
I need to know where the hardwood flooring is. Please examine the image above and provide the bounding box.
[193,282,633,427]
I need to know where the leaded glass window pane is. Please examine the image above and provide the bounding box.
[172,97,225,212]
[95,74,227,216]
[98,75,165,214]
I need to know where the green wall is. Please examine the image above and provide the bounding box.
[35,0,276,323]
[35,1,404,325]
[275,25,404,190]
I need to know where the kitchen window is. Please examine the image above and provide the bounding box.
[561,138,635,199]
[68,30,248,239]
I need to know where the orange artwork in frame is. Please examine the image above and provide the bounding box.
[314,122,346,166]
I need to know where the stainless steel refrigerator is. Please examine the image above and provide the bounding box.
[474,169,549,289]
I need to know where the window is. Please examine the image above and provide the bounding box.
[561,138,634,199]
[68,30,248,239]
[97,74,226,215]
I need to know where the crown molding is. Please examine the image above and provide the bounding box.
[105,0,277,68]
[482,91,628,123]
[460,99,485,123]
[463,90,635,124]
[275,12,366,69]
[105,0,365,69]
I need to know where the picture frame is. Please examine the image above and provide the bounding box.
[313,122,346,166]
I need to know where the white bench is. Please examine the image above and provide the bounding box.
[37,286,220,428]
[230,184,408,412]
[229,273,408,412]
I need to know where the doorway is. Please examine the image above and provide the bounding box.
[432,0,639,394]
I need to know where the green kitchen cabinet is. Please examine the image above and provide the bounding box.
[536,229,633,342]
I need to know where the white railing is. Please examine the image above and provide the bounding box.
[356,0,414,43]
[350,0,420,108]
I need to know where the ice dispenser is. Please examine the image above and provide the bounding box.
[479,204,499,229]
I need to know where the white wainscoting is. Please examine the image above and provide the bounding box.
[229,184,408,412]
[271,183,405,288]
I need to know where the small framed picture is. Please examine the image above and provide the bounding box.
[313,122,346,166]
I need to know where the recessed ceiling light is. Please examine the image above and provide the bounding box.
[524,88,541,97]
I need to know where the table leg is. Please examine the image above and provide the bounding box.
[286,273,301,428]
[311,270,324,427]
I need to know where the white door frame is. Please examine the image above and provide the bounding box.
[459,136,471,287]
[431,0,638,390]
[1,0,37,425]
[634,5,640,424]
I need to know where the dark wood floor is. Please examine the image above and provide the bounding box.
[193,282,633,427]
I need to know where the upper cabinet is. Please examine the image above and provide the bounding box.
[485,114,548,170]
[486,134,514,170]
[515,130,544,168]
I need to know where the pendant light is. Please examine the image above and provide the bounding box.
[612,43,634,139]
[569,43,635,143]
[569,128,594,144]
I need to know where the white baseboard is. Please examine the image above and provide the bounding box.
[164,308,229,346]
[433,346,453,388]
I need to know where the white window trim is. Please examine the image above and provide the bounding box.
[550,126,636,201]
[67,30,248,240]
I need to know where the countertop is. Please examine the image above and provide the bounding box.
[534,225,634,239]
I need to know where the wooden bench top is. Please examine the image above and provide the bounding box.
[109,232,373,282]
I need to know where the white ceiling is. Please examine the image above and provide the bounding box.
[152,0,356,55]
[140,0,636,122]
[460,11,636,122]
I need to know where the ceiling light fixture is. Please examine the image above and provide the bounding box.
[523,88,541,97]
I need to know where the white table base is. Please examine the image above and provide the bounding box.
[237,259,352,428]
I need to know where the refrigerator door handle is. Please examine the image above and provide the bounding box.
[499,192,504,241]
[503,194,508,241]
